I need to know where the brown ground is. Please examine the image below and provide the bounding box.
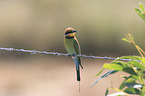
[0,56,126,96]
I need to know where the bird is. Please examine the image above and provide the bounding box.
[64,27,83,83]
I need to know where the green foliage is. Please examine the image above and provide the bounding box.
[91,2,145,95]
[91,70,118,87]
[135,2,145,21]
[102,54,145,95]
[105,88,109,96]
[124,88,141,95]
[92,33,145,95]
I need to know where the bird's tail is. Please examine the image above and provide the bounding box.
[72,56,81,81]
[76,67,80,81]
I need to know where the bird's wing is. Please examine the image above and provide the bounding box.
[74,38,81,55]
[74,38,83,69]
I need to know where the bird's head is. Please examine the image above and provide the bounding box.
[65,27,77,37]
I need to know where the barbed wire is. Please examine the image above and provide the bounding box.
[0,47,135,61]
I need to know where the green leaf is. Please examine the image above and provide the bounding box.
[103,63,124,71]
[105,88,109,96]
[104,61,138,75]
[139,2,145,12]
[122,38,130,43]
[124,88,140,95]
[141,14,145,21]
[90,70,118,87]
[124,76,136,83]
[135,8,142,14]
[119,81,126,90]
[123,67,137,75]
[119,76,136,90]
[111,61,126,67]
[128,34,134,41]
[125,83,143,88]
[128,60,145,69]
[95,68,105,77]
[135,8,145,21]
[141,86,145,94]
[140,90,145,96]
[141,58,145,65]
[116,56,141,61]
[142,71,145,79]
[131,75,141,82]
[99,70,118,78]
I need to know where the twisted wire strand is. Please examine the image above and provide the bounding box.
[0,47,133,61]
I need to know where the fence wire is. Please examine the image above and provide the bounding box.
[0,47,134,61]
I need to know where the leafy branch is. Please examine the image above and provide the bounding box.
[92,34,145,96]
[122,33,145,58]
[91,2,145,95]
[135,2,145,21]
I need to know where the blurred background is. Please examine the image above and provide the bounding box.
[0,0,144,96]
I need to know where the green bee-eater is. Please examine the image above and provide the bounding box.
[64,27,83,82]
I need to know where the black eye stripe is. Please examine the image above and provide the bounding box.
[66,36,74,39]
[65,31,73,35]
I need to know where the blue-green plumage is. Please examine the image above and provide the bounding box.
[64,27,83,81]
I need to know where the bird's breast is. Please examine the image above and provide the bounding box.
[64,38,76,55]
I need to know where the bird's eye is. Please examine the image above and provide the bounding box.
[72,30,77,32]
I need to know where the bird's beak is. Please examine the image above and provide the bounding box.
[72,30,77,33]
